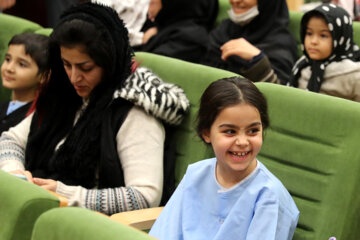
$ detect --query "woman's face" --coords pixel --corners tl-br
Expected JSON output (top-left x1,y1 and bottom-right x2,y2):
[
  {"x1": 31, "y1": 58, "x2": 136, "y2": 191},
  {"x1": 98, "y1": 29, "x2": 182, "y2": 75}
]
[
  {"x1": 60, "y1": 45, "x2": 103, "y2": 98},
  {"x1": 230, "y1": 0, "x2": 258, "y2": 14}
]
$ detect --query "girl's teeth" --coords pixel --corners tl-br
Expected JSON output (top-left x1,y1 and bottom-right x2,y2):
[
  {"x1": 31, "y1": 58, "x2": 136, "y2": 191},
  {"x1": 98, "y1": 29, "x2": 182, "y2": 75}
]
[{"x1": 234, "y1": 152, "x2": 248, "y2": 156}]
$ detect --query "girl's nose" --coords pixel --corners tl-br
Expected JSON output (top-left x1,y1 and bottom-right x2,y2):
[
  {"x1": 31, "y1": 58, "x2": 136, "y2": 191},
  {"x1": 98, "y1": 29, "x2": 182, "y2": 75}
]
[
  {"x1": 4, "y1": 61, "x2": 15, "y2": 73},
  {"x1": 235, "y1": 135, "x2": 248, "y2": 146},
  {"x1": 310, "y1": 36, "x2": 319, "y2": 44}
]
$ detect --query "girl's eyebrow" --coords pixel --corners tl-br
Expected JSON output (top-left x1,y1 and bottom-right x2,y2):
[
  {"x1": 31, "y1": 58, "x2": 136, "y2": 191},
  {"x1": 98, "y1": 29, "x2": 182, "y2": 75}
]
[
  {"x1": 5, "y1": 53, "x2": 31, "y2": 65},
  {"x1": 218, "y1": 122, "x2": 261, "y2": 129},
  {"x1": 306, "y1": 27, "x2": 330, "y2": 32}
]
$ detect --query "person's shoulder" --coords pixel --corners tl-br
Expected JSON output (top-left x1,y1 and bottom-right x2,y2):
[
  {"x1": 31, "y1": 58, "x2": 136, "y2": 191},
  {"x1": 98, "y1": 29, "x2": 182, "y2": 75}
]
[
  {"x1": 256, "y1": 161, "x2": 299, "y2": 215},
  {"x1": 185, "y1": 158, "x2": 216, "y2": 177},
  {"x1": 256, "y1": 161, "x2": 288, "y2": 191},
  {"x1": 125, "y1": 106, "x2": 163, "y2": 127},
  {"x1": 0, "y1": 101, "x2": 10, "y2": 108},
  {"x1": 325, "y1": 59, "x2": 360, "y2": 77}
]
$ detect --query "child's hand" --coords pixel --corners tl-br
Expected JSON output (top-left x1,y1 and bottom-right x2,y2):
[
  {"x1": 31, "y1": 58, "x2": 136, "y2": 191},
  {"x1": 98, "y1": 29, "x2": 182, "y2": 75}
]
[
  {"x1": 9, "y1": 170, "x2": 33, "y2": 183},
  {"x1": 33, "y1": 178, "x2": 58, "y2": 192},
  {"x1": 221, "y1": 38, "x2": 261, "y2": 61}
]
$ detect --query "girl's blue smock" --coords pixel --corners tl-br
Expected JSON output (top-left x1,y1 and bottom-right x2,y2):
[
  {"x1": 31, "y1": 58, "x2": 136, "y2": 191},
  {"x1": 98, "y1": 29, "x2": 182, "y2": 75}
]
[{"x1": 149, "y1": 158, "x2": 299, "y2": 240}]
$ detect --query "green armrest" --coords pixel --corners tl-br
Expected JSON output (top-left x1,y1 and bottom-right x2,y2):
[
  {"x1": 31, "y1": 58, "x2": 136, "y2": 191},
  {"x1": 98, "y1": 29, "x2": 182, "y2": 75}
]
[
  {"x1": 31, "y1": 207, "x2": 156, "y2": 240},
  {"x1": 0, "y1": 170, "x2": 60, "y2": 240}
]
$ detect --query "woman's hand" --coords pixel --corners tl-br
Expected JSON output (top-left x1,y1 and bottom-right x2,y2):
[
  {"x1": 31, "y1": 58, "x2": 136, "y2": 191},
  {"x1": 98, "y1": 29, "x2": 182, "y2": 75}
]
[
  {"x1": 9, "y1": 170, "x2": 34, "y2": 183},
  {"x1": 143, "y1": 27, "x2": 158, "y2": 44},
  {"x1": 33, "y1": 178, "x2": 58, "y2": 192},
  {"x1": 220, "y1": 38, "x2": 261, "y2": 61}
]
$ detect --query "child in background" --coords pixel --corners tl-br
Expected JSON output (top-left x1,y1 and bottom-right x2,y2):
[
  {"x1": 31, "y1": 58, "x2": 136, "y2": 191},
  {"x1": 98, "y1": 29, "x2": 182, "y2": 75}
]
[
  {"x1": 0, "y1": 33, "x2": 49, "y2": 133},
  {"x1": 149, "y1": 77, "x2": 299, "y2": 240},
  {"x1": 288, "y1": 3, "x2": 360, "y2": 101}
]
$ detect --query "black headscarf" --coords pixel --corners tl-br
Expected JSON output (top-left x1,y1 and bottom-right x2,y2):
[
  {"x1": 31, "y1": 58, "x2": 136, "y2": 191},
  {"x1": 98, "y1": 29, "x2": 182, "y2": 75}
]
[
  {"x1": 202, "y1": 0, "x2": 297, "y2": 84},
  {"x1": 289, "y1": 3, "x2": 360, "y2": 92},
  {"x1": 154, "y1": 0, "x2": 218, "y2": 31},
  {"x1": 25, "y1": 2, "x2": 134, "y2": 188},
  {"x1": 137, "y1": 0, "x2": 218, "y2": 63}
]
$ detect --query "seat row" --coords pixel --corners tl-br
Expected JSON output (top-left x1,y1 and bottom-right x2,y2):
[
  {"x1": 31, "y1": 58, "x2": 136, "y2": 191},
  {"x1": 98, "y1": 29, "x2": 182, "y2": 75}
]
[
  {"x1": 1, "y1": 6, "x2": 360, "y2": 240},
  {"x1": 1, "y1": 51, "x2": 360, "y2": 240}
]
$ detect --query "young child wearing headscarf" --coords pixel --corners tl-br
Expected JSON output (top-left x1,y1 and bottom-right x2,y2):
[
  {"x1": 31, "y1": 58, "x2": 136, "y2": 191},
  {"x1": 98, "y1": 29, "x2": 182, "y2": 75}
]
[{"x1": 289, "y1": 3, "x2": 360, "y2": 101}]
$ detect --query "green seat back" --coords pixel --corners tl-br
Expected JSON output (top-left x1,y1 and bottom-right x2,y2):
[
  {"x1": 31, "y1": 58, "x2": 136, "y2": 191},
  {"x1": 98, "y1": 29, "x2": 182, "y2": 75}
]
[
  {"x1": 135, "y1": 52, "x2": 237, "y2": 184},
  {"x1": 256, "y1": 83, "x2": 360, "y2": 240},
  {"x1": 0, "y1": 170, "x2": 60, "y2": 240},
  {"x1": 216, "y1": 0, "x2": 231, "y2": 26},
  {"x1": 31, "y1": 207, "x2": 154, "y2": 240}
]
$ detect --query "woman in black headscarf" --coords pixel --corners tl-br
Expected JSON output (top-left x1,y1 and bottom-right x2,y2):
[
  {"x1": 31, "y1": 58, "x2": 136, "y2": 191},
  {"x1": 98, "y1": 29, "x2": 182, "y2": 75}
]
[
  {"x1": 0, "y1": 2, "x2": 189, "y2": 215},
  {"x1": 202, "y1": 0, "x2": 298, "y2": 84},
  {"x1": 135, "y1": 0, "x2": 219, "y2": 63}
]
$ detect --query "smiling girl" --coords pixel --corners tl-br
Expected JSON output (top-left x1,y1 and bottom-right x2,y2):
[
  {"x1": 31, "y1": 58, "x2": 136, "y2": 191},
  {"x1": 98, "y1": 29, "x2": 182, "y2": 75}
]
[
  {"x1": 289, "y1": 3, "x2": 360, "y2": 101},
  {"x1": 149, "y1": 77, "x2": 299, "y2": 240}
]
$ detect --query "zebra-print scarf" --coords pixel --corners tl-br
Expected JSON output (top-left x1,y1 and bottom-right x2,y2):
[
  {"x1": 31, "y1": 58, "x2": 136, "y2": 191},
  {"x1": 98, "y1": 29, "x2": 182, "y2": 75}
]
[{"x1": 115, "y1": 67, "x2": 190, "y2": 125}]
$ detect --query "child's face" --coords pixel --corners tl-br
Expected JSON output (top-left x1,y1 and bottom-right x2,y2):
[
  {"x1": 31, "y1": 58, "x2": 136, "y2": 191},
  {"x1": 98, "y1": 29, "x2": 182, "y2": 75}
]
[
  {"x1": 304, "y1": 16, "x2": 333, "y2": 61},
  {"x1": 202, "y1": 103, "x2": 263, "y2": 186},
  {"x1": 1, "y1": 44, "x2": 42, "y2": 91},
  {"x1": 230, "y1": 0, "x2": 257, "y2": 14}
]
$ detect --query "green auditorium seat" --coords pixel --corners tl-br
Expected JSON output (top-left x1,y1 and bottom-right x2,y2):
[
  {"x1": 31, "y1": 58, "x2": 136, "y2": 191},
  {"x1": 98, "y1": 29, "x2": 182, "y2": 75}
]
[
  {"x1": 31, "y1": 207, "x2": 156, "y2": 240},
  {"x1": 0, "y1": 170, "x2": 64, "y2": 240}
]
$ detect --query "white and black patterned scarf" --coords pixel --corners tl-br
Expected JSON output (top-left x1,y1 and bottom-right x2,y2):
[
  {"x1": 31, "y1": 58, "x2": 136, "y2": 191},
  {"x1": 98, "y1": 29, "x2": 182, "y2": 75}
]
[
  {"x1": 115, "y1": 67, "x2": 190, "y2": 125},
  {"x1": 289, "y1": 3, "x2": 360, "y2": 92}
]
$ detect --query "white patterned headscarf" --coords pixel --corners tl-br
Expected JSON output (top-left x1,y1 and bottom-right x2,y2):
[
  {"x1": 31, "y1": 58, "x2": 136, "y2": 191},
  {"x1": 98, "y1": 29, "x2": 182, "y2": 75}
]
[{"x1": 289, "y1": 3, "x2": 360, "y2": 92}]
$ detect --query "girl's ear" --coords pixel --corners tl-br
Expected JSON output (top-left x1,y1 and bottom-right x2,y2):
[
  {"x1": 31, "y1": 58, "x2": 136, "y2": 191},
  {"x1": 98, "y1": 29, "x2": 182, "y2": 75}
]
[{"x1": 202, "y1": 129, "x2": 211, "y2": 143}]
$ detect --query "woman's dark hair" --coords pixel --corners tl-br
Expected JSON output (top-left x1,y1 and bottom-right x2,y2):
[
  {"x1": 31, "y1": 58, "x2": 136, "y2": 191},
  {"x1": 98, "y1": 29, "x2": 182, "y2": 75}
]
[
  {"x1": 196, "y1": 77, "x2": 269, "y2": 143},
  {"x1": 8, "y1": 33, "x2": 50, "y2": 75},
  {"x1": 35, "y1": 2, "x2": 134, "y2": 116},
  {"x1": 50, "y1": 19, "x2": 114, "y2": 86},
  {"x1": 25, "y1": 3, "x2": 134, "y2": 185}
]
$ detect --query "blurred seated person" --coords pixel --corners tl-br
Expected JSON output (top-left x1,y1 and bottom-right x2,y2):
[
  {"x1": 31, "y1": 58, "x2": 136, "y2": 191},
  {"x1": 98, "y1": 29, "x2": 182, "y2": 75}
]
[
  {"x1": 133, "y1": 0, "x2": 219, "y2": 63},
  {"x1": 91, "y1": 0, "x2": 150, "y2": 46},
  {"x1": 201, "y1": 0, "x2": 298, "y2": 84}
]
